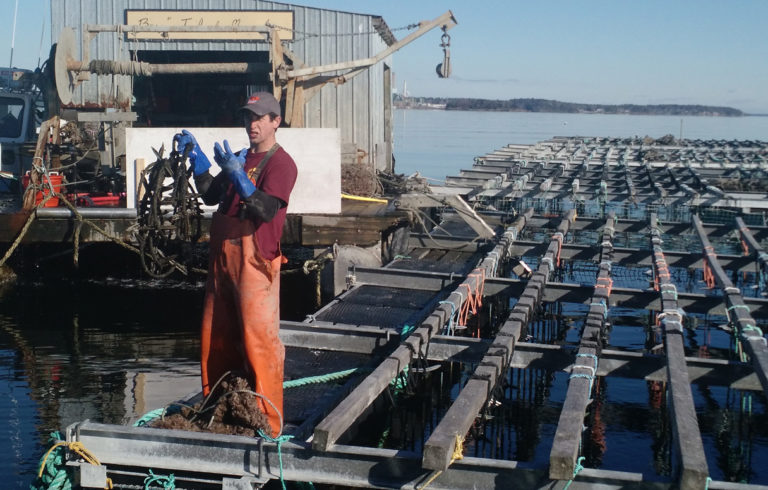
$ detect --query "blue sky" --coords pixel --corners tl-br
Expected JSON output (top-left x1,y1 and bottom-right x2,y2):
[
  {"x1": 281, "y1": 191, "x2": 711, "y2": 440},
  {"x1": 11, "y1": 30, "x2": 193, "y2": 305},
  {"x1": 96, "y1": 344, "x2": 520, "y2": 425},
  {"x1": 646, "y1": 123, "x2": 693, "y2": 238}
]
[{"x1": 3, "y1": 0, "x2": 767, "y2": 113}]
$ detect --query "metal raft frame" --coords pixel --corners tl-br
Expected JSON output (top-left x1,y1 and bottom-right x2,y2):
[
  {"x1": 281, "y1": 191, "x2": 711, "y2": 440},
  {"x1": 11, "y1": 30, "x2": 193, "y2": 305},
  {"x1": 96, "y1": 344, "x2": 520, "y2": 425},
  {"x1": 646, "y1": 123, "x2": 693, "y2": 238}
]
[{"x1": 66, "y1": 137, "x2": 768, "y2": 490}]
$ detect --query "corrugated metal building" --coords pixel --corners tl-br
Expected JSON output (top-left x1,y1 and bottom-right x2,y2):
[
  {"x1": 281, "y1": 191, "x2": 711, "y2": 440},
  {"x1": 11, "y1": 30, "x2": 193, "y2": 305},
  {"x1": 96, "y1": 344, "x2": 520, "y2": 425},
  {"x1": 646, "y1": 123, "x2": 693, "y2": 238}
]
[{"x1": 50, "y1": 0, "x2": 395, "y2": 170}]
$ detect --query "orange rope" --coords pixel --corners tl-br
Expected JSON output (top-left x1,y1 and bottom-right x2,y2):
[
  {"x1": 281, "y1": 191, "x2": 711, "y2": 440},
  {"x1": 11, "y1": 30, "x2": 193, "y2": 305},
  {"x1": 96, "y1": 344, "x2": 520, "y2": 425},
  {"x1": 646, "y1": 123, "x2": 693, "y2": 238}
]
[
  {"x1": 739, "y1": 227, "x2": 750, "y2": 256},
  {"x1": 458, "y1": 283, "x2": 475, "y2": 326},
  {"x1": 595, "y1": 276, "x2": 613, "y2": 296},
  {"x1": 552, "y1": 233, "x2": 564, "y2": 267},
  {"x1": 468, "y1": 268, "x2": 485, "y2": 308},
  {"x1": 702, "y1": 246, "x2": 716, "y2": 289},
  {"x1": 456, "y1": 270, "x2": 486, "y2": 327}
]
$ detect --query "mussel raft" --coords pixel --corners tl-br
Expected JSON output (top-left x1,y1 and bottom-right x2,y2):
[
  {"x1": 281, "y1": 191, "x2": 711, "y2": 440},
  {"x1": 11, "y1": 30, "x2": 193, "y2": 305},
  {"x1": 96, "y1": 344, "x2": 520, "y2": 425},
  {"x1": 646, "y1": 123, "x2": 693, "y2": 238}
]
[{"x1": 36, "y1": 136, "x2": 768, "y2": 490}]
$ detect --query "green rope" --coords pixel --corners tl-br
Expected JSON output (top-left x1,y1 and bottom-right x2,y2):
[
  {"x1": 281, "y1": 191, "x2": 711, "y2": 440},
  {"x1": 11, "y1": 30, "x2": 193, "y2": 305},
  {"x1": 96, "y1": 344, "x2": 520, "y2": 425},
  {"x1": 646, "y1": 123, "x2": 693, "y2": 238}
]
[
  {"x1": 377, "y1": 425, "x2": 391, "y2": 448},
  {"x1": 727, "y1": 304, "x2": 751, "y2": 314},
  {"x1": 705, "y1": 476, "x2": 712, "y2": 490},
  {"x1": 562, "y1": 456, "x2": 586, "y2": 490},
  {"x1": 134, "y1": 408, "x2": 166, "y2": 426},
  {"x1": 391, "y1": 364, "x2": 410, "y2": 392},
  {"x1": 258, "y1": 430, "x2": 294, "y2": 490},
  {"x1": 144, "y1": 469, "x2": 175, "y2": 489},
  {"x1": 660, "y1": 287, "x2": 678, "y2": 300},
  {"x1": 741, "y1": 323, "x2": 765, "y2": 338},
  {"x1": 400, "y1": 323, "x2": 416, "y2": 339},
  {"x1": 283, "y1": 367, "x2": 369, "y2": 389},
  {"x1": 30, "y1": 432, "x2": 72, "y2": 490}
]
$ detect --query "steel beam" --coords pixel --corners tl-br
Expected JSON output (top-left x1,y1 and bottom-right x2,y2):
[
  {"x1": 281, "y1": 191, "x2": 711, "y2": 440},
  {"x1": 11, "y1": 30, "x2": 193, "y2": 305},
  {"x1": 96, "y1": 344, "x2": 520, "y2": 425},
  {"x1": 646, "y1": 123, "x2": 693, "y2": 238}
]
[
  {"x1": 423, "y1": 209, "x2": 576, "y2": 472},
  {"x1": 506, "y1": 240, "x2": 756, "y2": 272},
  {"x1": 67, "y1": 421, "x2": 680, "y2": 490},
  {"x1": 312, "y1": 212, "x2": 532, "y2": 451},
  {"x1": 481, "y1": 277, "x2": 768, "y2": 316},
  {"x1": 521, "y1": 215, "x2": 768, "y2": 240},
  {"x1": 277, "y1": 324, "x2": 762, "y2": 391}
]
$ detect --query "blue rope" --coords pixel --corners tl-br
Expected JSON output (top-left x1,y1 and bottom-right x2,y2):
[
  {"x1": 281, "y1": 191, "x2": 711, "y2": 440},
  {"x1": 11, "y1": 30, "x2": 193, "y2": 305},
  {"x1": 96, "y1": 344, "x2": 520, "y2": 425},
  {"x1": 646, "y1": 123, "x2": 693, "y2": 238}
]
[
  {"x1": 569, "y1": 373, "x2": 595, "y2": 392},
  {"x1": 438, "y1": 300, "x2": 456, "y2": 335},
  {"x1": 589, "y1": 301, "x2": 607, "y2": 319},
  {"x1": 576, "y1": 353, "x2": 599, "y2": 373},
  {"x1": 258, "y1": 430, "x2": 295, "y2": 490},
  {"x1": 571, "y1": 354, "x2": 599, "y2": 392}
]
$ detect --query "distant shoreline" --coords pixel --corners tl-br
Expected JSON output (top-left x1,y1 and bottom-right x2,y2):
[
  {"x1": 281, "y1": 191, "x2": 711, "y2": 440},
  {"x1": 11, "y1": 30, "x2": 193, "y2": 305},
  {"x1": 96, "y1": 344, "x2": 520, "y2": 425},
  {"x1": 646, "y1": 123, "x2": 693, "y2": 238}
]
[
  {"x1": 395, "y1": 106, "x2": 768, "y2": 117},
  {"x1": 394, "y1": 97, "x2": 746, "y2": 117}
]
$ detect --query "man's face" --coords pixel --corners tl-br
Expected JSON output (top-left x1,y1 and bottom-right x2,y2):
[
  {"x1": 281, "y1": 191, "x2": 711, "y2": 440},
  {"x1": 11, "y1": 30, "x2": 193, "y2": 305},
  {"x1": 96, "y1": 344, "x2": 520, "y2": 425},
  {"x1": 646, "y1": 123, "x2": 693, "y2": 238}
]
[{"x1": 244, "y1": 112, "x2": 281, "y2": 147}]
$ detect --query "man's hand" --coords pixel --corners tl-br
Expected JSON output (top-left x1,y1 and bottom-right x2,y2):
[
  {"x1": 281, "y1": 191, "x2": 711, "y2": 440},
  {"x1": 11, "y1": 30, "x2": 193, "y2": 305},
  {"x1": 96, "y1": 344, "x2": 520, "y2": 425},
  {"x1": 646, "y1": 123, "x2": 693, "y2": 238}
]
[
  {"x1": 214, "y1": 140, "x2": 254, "y2": 198},
  {"x1": 173, "y1": 129, "x2": 211, "y2": 176},
  {"x1": 213, "y1": 140, "x2": 248, "y2": 175}
]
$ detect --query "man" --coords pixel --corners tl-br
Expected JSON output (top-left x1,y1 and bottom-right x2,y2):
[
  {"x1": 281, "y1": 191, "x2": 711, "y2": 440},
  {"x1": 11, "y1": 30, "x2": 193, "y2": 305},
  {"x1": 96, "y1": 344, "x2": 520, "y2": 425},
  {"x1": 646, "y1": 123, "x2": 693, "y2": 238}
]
[{"x1": 175, "y1": 92, "x2": 297, "y2": 437}]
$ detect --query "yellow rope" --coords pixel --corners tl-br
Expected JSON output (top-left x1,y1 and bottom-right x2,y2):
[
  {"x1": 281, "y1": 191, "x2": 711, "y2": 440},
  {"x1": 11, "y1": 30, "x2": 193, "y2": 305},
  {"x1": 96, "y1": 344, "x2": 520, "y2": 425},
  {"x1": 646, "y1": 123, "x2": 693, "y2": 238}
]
[
  {"x1": 37, "y1": 441, "x2": 113, "y2": 489},
  {"x1": 451, "y1": 434, "x2": 465, "y2": 461},
  {"x1": 341, "y1": 192, "x2": 388, "y2": 204},
  {"x1": 418, "y1": 434, "x2": 464, "y2": 489}
]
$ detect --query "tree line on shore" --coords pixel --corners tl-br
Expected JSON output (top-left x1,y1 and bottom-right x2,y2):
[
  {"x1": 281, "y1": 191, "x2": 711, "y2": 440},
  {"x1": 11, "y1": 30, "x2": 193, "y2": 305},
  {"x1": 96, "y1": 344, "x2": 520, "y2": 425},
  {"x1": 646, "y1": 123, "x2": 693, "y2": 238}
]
[{"x1": 398, "y1": 96, "x2": 743, "y2": 116}]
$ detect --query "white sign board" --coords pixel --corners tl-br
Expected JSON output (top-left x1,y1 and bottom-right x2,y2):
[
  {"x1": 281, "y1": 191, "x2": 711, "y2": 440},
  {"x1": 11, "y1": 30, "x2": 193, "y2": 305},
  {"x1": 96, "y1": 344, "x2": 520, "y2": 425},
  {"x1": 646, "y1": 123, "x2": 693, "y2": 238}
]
[{"x1": 125, "y1": 127, "x2": 341, "y2": 214}]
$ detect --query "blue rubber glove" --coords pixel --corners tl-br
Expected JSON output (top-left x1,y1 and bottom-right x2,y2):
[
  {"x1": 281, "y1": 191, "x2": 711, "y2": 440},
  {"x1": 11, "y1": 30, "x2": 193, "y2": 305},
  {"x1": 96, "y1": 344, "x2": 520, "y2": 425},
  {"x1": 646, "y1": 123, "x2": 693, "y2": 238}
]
[
  {"x1": 173, "y1": 129, "x2": 211, "y2": 176},
  {"x1": 214, "y1": 140, "x2": 253, "y2": 198}
]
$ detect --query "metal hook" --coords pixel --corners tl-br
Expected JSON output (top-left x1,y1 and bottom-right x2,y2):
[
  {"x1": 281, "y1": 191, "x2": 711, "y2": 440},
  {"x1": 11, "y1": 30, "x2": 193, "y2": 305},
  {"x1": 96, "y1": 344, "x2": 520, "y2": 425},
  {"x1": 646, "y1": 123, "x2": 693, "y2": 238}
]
[{"x1": 436, "y1": 26, "x2": 451, "y2": 78}]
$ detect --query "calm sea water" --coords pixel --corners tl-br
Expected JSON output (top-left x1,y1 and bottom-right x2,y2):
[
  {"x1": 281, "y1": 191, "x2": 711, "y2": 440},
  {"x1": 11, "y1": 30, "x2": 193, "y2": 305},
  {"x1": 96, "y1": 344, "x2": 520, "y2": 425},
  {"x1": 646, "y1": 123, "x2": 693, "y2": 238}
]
[
  {"x1": 2, "y1": 110, "x2": 768, "y2": 487},
  {"x1": 393, "y1": 109, "x2": 768, "y2": 180}
]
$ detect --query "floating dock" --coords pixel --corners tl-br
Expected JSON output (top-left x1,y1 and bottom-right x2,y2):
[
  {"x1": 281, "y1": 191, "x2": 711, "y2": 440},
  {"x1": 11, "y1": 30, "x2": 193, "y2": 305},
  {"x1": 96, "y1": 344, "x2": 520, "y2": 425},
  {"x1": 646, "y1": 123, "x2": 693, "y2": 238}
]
[{"x1": 59, "y1": 137, "x2": 768, "y2": 489}]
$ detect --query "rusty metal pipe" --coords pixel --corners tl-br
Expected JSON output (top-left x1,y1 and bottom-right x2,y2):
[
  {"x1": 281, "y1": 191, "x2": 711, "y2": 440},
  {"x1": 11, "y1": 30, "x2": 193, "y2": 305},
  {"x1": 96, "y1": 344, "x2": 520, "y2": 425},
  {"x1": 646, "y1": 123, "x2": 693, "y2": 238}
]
[{"x1": 67, "y1": 59, "x2": 271, "y2": 76}]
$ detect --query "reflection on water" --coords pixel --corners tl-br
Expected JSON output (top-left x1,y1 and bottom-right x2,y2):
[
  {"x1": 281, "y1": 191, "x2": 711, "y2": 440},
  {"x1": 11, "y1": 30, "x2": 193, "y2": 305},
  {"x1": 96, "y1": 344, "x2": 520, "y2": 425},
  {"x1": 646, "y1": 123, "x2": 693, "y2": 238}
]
[{"x1": 0, "y1": 279, "x2": 203, "y2": 487}]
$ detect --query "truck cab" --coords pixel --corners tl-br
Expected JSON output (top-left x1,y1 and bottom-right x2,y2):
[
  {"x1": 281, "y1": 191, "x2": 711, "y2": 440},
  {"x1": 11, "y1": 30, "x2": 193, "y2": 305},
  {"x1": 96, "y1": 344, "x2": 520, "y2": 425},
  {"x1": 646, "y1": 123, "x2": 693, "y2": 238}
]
[{"x1": 0, "y1": 91, "x2": 36, "y2": 178}]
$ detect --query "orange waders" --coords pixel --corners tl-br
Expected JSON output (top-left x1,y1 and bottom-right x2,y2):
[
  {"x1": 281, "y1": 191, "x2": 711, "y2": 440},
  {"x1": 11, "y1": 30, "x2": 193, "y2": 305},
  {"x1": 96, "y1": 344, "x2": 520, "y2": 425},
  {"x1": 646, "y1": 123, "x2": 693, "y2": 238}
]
[{"x1": 200, "y1": 212, "x2": 284, "y2": 436}]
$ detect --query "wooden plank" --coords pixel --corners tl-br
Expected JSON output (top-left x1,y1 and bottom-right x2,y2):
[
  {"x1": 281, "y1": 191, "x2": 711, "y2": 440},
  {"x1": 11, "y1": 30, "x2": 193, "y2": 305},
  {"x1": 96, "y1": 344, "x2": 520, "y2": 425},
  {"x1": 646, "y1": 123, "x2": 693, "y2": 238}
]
[
  {"x1": 550, "y1": 214, "x2": 614, "y2": 480},
  {"x1": 549, "y1": 348, "x2": 598, "y2": 480},
  {"x1": 692, "y1": 215, "x2": 768, "y2": 394},
  {"x1": 665, "y1": 322, "x2": 709, "y2": 489},
  {"x1": 301, "y1": 215, "x2": 401, "y2": 246},
  {"x1": 650, "y1": 214, "x2": 708, "y2": 489},
  {"x1": 135, "y1": 158, "x2": 146, "y2": 203}
]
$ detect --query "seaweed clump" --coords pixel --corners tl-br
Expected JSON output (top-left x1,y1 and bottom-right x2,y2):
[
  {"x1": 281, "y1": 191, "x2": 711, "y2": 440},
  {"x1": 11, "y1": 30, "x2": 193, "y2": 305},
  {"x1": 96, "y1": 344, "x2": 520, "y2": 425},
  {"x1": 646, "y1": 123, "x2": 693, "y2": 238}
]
[{"x1": 150, "y1": 373, "x2": 271, "y2": 437}]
